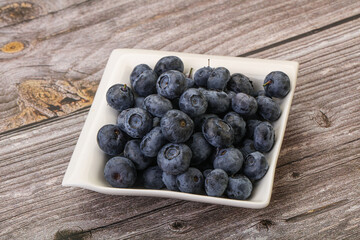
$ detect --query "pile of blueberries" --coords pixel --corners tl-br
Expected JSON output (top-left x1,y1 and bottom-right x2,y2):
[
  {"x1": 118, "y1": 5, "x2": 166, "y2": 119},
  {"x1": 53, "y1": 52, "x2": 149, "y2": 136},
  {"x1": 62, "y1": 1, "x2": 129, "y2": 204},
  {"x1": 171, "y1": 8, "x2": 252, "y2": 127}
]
[{"x1": 97, "y1": 56, "x2": 290, "y2": 200}]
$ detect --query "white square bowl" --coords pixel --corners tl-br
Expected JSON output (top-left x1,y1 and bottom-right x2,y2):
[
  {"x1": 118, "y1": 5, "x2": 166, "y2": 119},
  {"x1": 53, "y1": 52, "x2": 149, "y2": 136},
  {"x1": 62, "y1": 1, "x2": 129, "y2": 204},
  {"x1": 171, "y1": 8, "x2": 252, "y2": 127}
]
[{"x1": 62, "y1": 49, "x2": 298, "y2": 208}]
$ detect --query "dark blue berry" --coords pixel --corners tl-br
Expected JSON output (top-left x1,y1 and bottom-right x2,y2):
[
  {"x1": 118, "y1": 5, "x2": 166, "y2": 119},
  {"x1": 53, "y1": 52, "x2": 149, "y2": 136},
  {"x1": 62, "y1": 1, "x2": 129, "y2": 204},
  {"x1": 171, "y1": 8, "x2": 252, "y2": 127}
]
[
  {"x1": 223, "y1": 112, "x2": 246, "y2": 146},
  {"x1": 226, "y1": 174, "x2": 252, "y2": 200},
  {"x1": 104, "y1": 157, "x2": 137, "y2": 188},
  {"x1": 157, "y1": 143, "x2": 192, "y2": 175},
  {"x1": 143, "y1": 94, "x2": 173, "y2": 117},
  {"x1": 140, "y1": 126, "x2": 168, "y2": 158},
  {"x1": 97, "y1": 124, "x2": 127, "y2": 155},
  {"x1": 186, "y1": 132, "x2": 213, "y2": 165},
  {"x1": 202, "y1": 117, "x2": 234, "y2": 148},
  {"x1": 253, "y1": 122, "x2": 275, "y2": 153},
  {"x1": 203, "y1": 90, "x2": 230, "y2": 114},
  {"x1": 179, "y1": 88, "x2": 208, "y2": 117},
  {"x1": 120, "y1": 108, "x2": 153, "y2": 138},
  {"x1": 227, "y1": 73, "x2": 254, "y2": 96},
  {"x1": 130, "y1": 64, "x2": 151, "y2": 86},
  {"x1": 239, "y1": 139, "x2": 256, "y2": 157},
  {"x1": 263, "y1": 71, "x2": 290, "y2": 98},
  {"x1": 205, "y1": 169, "x2": 229, "y2": 197},
  {"x1": 207, "y1": 67, "x2": 230, "y2": 91},
  {"x1": 203, "y1": 169, "x2": 213, "y2": 178},
  {"x1": 143, "y1": 166, "x2": 165, "y2": 189},
  {"x1": 194, "y1": 66, "x2": 213, "y2": 87},
  {"x1": 161, "y1": 110, "x2": 194, "y2": 143},
  {"x1": 243, "y1": 151, "x2": 269, "y2": 181},
  {"x1": 154, "y1": 56, "x2": 184, "y2": 76},
  {"x1": 106, "y1": 84, "x2": 134, "y2": 111},
  {"x1": 185, "y1": 77, "x2": 195, "y2": 89},
  {"x1": 213, "y1": 148, "x2": 243, "y2": 175},
  {"x1": 132, "y1": 70, "x2": 157, "y2": 97},
  {"x1": 162, "y1": 172, "x2": 179, "y2": 191},
  {"x1": 134, "y1": 97, "x2": 145, "y2": 109},
  {"x1": 232, "y1": 93, "x2": 257, "y2": 117},
  {"x1": 176, "y1": 167, "x2": 204, "y2": 194},
  {"x1": 156, "y1": 70, "x2": 187, "y2": 100},
  {"x1": 256, "y1": 96, "x2": 281, "y2": 122},
  {"x1": 193, "y1": 113, "x2": 218, "y2": 132},
  {"x1": 246, "y1": 119, "x2": 261, "y2": 139},
  {"x1": 124, "y1": 140, "x2": 154, "y2": 170}
]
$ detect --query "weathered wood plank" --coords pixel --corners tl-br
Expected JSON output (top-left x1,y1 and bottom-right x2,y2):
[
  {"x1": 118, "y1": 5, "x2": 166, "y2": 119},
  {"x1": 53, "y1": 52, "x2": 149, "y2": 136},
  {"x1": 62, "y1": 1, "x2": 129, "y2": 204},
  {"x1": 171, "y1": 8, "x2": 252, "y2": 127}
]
[
  {"x1": 1, "y1": 0, "x2": 360, "y2": 132},
  {"x1": 1, "y1": 12, "x2": 360, "y2": 239}
]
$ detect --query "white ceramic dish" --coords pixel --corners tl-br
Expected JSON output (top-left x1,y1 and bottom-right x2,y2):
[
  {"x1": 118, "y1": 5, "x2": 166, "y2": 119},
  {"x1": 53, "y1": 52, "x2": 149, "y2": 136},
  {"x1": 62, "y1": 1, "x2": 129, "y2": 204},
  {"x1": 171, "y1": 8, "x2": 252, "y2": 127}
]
[{"x1": 62, "y1": 49, "x2": 298, "y2": 208}]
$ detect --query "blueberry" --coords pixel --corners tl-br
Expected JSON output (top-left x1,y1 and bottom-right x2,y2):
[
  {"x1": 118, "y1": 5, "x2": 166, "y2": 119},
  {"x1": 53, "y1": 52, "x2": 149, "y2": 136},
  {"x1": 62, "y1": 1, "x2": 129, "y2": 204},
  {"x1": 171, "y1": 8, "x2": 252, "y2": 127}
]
[
  {"x1": 143, "y1": 166, "x2": 165, "y2": 189},
  {"x1": 226, "y1": 174, "x2": 252, "y2": 200},
  {"x1": 193, "y1": 113, "x2": 218, "y2": 132},
  {"x1": 135, "y1": 96, "x2": 145, "y2": 109},
  {"x1": 97, "y1": 124, "x2": 127, "y2": 155},
  {"x1": 207, "y1": 67, "x2": 230, "y2": 91},
  {"x1": 253, "y1": 122, "x2": 275, "y2": 153},
  {"x1": 256, "y1": 96, "x2": 281, "y2": 122},
  {"x1": 179, "y1": 88, "x2": 208, "y2": 117},
  {"x1": 176, "y1": 167, "x2": 204, "y2": 194},
  {"x1": 202, "y1": 117, "x2": 234, "y2": 148},
  {"x1": 162, "y1": 172, "x2": 179, "y2": 191},
  {"x1": 130, "y1": 64, "x2": 152, "y2": 86},
  {"x1": 157, "y1": 70, "x2": 187, "y2": 99},
  {"x1": 256, "y1": 90, "x2": 268, "y2": 97},
  {"x1": 143, "y1": 94, "x2": 173, "y2": 117},
  {"x1": 203, "y1": 169, "x2": 213, "y2": 178},
  {"x1": 161, "y1": 110, "x2": 194, "y2": 143},
  {"x1": 124, "y1": 140, "x2": 154, "y2": 170},
  {"x1": 120, "y1": 108, "x2": 153, "y2": 138},
  {"x1": 157, "y1": 143, "x2": 192, "y2": 175},
  {"x1": 205, "y1": 169, "x2": 229, "y2": 197},
  {"x1": 153, "y1": 117, "x2": 161, "y2": 127},
  {"x1": 213, "y1": 148, "x2": 243, "y2": 175},
  {"x1": 132, "y1": 70, "x2": 158, "y2": 97},
  {"x1": 223, "y1": 112, "x2": 246, "y2": 146},
  {"x1": 140, "y1": 126, "x2": 168, "y2": 157},
  {"x1": 116, "y1": 109, "x2": 130, "y2": 130},
  {"x1": 194, "y1": 66, "x2": 213, "y2": 87},
  {"x1": 154, "y1": 56, "x2": 184, "y2": 76},
  {"x1": 232, "y1": 93, "x2": 257, "y2": 117},
  {"x1": 243, "y1": 151, "x2": 269, "y2": 181},
  {"x1": 226, "y1": 90, "x2": 236, "y2": 100},
  {"x1": 245, "y1": 119, "x2": 261, "y2": 139},
  {"x1": 185, "y1": 77, "x2": 195, "y2": 89},
  {"x1": 106, "y1": 84, "x2": 134, "y2": 111},
  {"x1": 239, "y1": 139, "x2": 256, "y2": 157},
  {"x1": 186, "y1": 132, "x2": 213, "y2": 165},
  {"x1": 227, "y1": 73, "x2": 254, "y2": 96},
  {"x1": 104, "y1": 157, "x2": 137, "y2": 188},
  {"x1": 263, "y1": 71, "x2": 291, "y2": 98},
  {"x1": 203, "y1": 90, "x2": 230, "y2": 114}
]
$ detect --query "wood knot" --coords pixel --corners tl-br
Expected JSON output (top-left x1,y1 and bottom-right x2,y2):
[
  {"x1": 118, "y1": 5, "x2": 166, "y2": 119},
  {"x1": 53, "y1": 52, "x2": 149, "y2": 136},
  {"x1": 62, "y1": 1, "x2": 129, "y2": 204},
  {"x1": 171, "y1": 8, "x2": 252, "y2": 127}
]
[
  {"x1": 314, "y1": 110, "x2": 332, "y2": 128},
  {"x1": 54, "y1": 227, "x2": 90, "y2": 240},
  {"x1": 0, "y1": 2, "x2": 40, "y2": 24},
  {"x1": 1, "y1": 41, "x2": 24, "y2": 53},
  {"x1": 291, "y1": 172, "x2": 300, "y2": 178},
  {"x1": 169, "y1": 220, "x2": 189, "y2": 233},
  {"x1": 257, "y1": 219, "x2": 274, "y2": 231}
]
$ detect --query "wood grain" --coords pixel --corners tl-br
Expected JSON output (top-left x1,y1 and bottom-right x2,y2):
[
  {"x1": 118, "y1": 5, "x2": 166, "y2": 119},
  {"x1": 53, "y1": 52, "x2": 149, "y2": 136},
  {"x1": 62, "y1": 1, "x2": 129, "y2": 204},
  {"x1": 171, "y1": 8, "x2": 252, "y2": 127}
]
[
  {"x1": 1, "y1": 0, "x2": 360, "y2": 132},
  {"x1": 1, "y1": 0, "x2": 360, "y2": 239}
]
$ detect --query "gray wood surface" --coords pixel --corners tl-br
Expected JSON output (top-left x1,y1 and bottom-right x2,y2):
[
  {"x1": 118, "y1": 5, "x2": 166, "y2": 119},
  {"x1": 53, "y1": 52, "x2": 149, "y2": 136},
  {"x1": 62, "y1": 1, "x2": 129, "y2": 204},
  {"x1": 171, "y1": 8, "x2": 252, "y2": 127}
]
[{"x1": 0, "y1": 0, "x2": 359, "y2": 239}]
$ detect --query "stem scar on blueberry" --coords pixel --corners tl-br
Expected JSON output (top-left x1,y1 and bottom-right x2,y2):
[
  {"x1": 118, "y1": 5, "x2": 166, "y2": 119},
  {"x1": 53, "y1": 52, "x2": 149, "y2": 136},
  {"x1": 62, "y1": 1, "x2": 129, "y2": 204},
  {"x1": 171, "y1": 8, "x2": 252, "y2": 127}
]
[
  {"x1": 221, "y1": 150, "x2": 226, "y2": 155},
  {"x1": 263, "y1": 80, "x2": 272, "y2": 87},
  {"x1": 112, "y1": 172, "x2": 121, "y2": 181},
  {"x1": 180, "y1": 120, "x2": 186, "y2": 127},
  {"x1": 194, "y1": 176, "x2": 199, "y2": 182},
  {"x1": 114, "y1": 129, "x2": 120, "y2": 136},
  {"x1": 121, "y1": 84, "x2": 128, "y2": 91}
]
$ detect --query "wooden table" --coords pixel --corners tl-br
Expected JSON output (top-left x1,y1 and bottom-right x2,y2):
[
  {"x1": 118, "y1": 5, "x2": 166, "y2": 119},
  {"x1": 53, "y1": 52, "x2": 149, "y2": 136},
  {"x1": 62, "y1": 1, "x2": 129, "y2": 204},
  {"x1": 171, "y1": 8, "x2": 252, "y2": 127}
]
[{"x1": 1, "y1": 0, "x2": 359, "y2": 239}]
